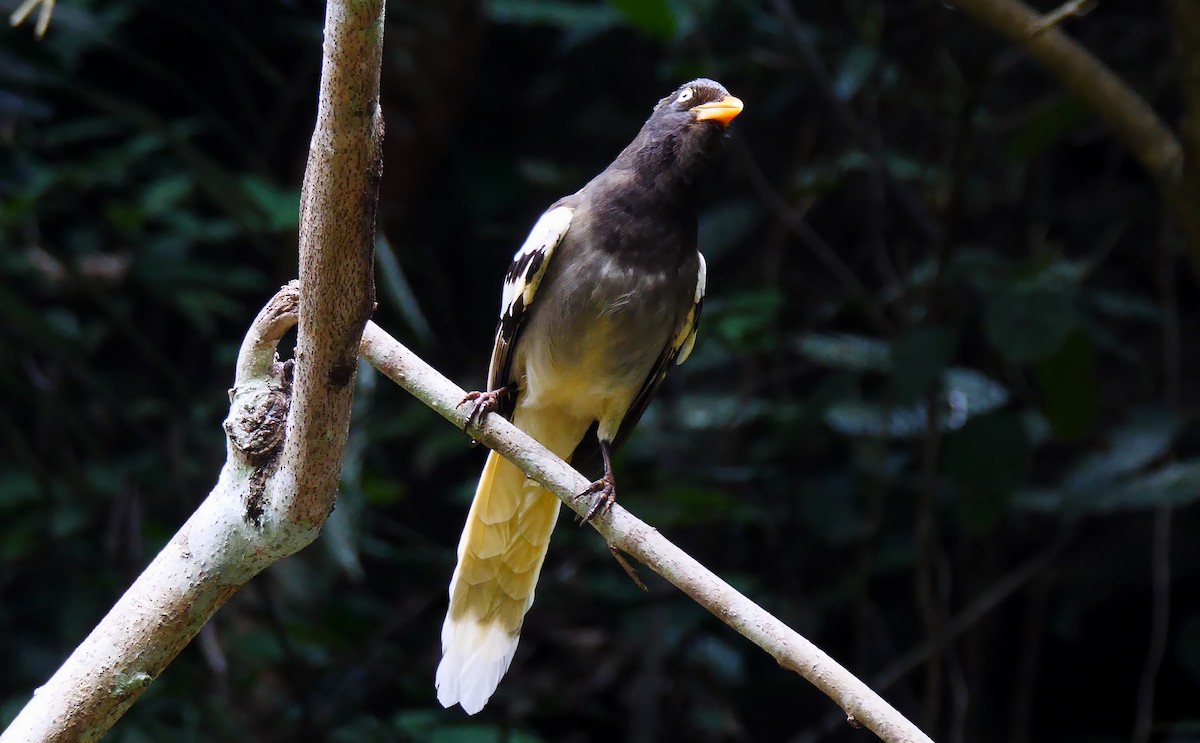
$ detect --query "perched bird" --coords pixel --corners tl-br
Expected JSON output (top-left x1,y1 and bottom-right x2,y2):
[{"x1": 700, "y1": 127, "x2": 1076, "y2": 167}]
[{"x1": 436, "y1": 78, "x2": 743, "y2": 714}]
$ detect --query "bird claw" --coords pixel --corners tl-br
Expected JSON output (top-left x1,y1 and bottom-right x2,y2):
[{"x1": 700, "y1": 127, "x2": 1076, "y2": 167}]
[
  {"x1": 575, "y1": 473, "x2": 616, "y2": 525},
  {"x1": 457, "y1": 386, "x2": 510, "y2": 435}
]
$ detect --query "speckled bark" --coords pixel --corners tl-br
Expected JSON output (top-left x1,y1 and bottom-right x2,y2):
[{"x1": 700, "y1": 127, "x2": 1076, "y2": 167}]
[{"x1": 277, "y1": 0, "x2": 383, "y2": 532}]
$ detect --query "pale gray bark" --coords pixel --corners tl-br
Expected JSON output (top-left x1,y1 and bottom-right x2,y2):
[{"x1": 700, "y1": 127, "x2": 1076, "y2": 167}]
[{"x1": 0, "y1": 0, "x2": 384, "y2": 738}]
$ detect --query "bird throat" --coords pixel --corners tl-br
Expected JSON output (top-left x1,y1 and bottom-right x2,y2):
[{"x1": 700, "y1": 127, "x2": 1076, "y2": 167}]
[{"x1": 587, "y1": 180, "x2": 697, "y2": 273}]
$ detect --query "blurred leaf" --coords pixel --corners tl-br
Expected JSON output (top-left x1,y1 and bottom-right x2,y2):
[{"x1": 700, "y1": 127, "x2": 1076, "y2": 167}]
[
  {"x1": 698, "y1": 199, "x2": 760, "y2": 261},
  {"x1": 609, "y1": 0, "x2": 677, "y2": 40},
  {"x1": 799, "y1": 473, "x2": 862, "y2": 542},
  {"x1": 327, "y1": 716, "x2": 396, "y2": 743},
  {"x1": 0, "y1": 472, "x2": 40, "y2": 509},
  {"x1": 637, "y1": 485, "x2": 755, "y2": 527},
  {"x1": 139, "y1": 173, "x2": 194, "y2": 217},
  {"x1": 1089, "y1": 290, "x2": 1162, "y2": 323},
  {"x1": 984, "y1": 261, "x2": 1081, "y2": 364},
  {"x1": 824, "y1": 367, "x2": 1008, "y2": 439},
  {"x1": 489, "y1": 0, "x2": 620, "y2": 31},
  {"x1": 1018, "y1": 434, "x2": 1195, "y2": 516},
  {"x1": 1035, "y1": 331, "x2": 1099, "y2": 441},
  {"x1": 1092, "y1": 461, "x2": 1200, "y2": 511},
  {"x1": 1178, "y1": 611, "x2": 1200, "y2": 688},
  {"x1": 943, "y1": 368, "x2": 1011, "y2": 422},
  {"x1": 710, "y1": 290, "x2": 784, "y2": 351},
  {"x1": 946, "y1": 248, "x2": 1013, "y2": 293},
  {"x1": 377, "y1": 234, "x2": 434, "y2": 344},
  {"x1": 795, "y1": 333, "x2": 890, "y2": 372},
  {"x1": 1064, "y1": 409, "x2": 1178, "y2": 492},
  {"x1": 687, "y1": 635, "x2": 746, "y2": 683},
  {"x1": 833, "y1": 45, "x2": 878, "y2": 100},
  {"x1": 1005, "y1": 97, "x2": 1091, "y2": 160},
  {"x1": 677, "y1": 392, "x2": 767, "y2": 430},
  {"x1": 890, "y1": 324, "x2": 955, "y2": 403},
  {"x1": 390, "y1": 714, "x2": 544, "y2": 743},
  {"x1": 824, "y1": 399, "x2": 926, "y2": 438},
  {"x1": 40, "y1": 115, "x2": 126, "y2": 147},
  {"x1": 239, "y1": 175, "x2": 300, "y2": 232},
  {"x1": 943, "y1": 411, "x2": 1030, "y2": 531}
]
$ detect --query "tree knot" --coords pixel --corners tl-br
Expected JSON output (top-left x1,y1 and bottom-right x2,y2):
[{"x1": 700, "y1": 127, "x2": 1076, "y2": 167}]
[{"x1": 224, "y1": 369, "x2": 292, "y2": 467}]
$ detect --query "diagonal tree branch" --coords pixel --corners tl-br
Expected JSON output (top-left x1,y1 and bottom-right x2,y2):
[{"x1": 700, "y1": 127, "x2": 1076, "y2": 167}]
[
  {"x1": 8, "y1": 0, "x2": 56, "y2": 38},
  {"x1": 359, "y1": 321, "x2": 934, "y2": 743},
  {"x1": 1171, "y1": 0, "x2": 1200, "y2": 194},
  {"x1": 0, "y1": 1, "x2": 384, "y2": 739},
  {"x1": 951, "y1": 0, "x2": 1200, "y2": 278}
]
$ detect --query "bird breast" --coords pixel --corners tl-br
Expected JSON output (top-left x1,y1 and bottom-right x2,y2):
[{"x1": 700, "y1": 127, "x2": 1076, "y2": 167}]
[{"x1": 513, "y1": 243, "x2": 693, "y2": 421}]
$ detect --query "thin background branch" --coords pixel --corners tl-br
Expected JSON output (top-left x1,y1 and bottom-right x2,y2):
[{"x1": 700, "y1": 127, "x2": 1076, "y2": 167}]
[{"x1": 949, "y1": 0, "x2": 1200, "y2": 278}]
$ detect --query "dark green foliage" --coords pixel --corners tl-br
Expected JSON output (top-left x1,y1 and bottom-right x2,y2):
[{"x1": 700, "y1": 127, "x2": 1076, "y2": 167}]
[{"x1": 3, "y1": 0, "x2": 1200, "y2": 741}]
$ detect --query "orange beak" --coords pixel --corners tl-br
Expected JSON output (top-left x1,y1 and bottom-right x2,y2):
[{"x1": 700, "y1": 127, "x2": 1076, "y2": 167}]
[{"x1": 692, "y1": 95, "x2": 744, "y2": 127}]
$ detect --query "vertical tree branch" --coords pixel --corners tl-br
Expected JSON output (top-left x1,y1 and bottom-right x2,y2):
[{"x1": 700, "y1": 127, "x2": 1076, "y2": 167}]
[
  {"x1": 276, "y1": 0, "x2": 383, "y2": 530},
  {"x1": 951, "y1": 0, "x2": 1200, "y2": 278},
  {"x1": 0, "y1": 2, "x2": 384, "y2": 739}
]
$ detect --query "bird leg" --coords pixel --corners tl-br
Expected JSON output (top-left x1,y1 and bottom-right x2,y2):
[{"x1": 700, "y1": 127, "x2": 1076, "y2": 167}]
[
  {"x1": 457, "y1": 382, "x2": 517, "y2": 434},
  {"x1": 577, "y1": 439, "x2": 617, "y2": 524}
]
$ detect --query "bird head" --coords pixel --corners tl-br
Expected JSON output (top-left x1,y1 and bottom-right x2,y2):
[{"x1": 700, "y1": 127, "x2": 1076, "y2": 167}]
[
  {"x1": 651, "y1": 78, "x2": 744, "y2": 128},
  {"x1": 616, "y1": 79, "x2": 743, "y2": 199}
]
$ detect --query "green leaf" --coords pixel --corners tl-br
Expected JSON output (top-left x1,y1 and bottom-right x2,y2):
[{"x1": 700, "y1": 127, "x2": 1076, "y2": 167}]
[
  {"x1": 489, "y1": 0, "x2": 620, "y2": 32},
  {"x1": 608, "y1": 0, "x2": 677, "y2": 40},
  {"x1": 795, "y1": 333, "x2": 891, "y2": 372},
  {"x1": 1093, "y1": 461, "x2": 1200, "y2": 511},
  {"x1": 1089, "y1": 290, "x2": 1162, "y2": 323},
  {"x1": 1035, "y1": 331, "x2": 1099, "y2": 441},
  {"x1": 943, "y1": 411, "x2": 1031, "y2": 532},
  {"x1": 984, "y1": 262, "x2": 1081, "y2": 364},
  {"x1": 676, "y1": 393, "x2": 767, "y2": 430},
  {"x1": 698, "y1": 199, "x2": 760, "y2": 261},
  {"x1": 1015, "y1": 412, "x2": 1188, "y2": 514},
  {"x1": 943, "y1": 368, "x2": 1011, "y2": 423},
  {"x1": 823, "y1": 367, "x2": 1008, "y2": 439},
  {"x1": 1005, "y1": 97, "x2": 1091, "y2": 160},
  {"x1": 833, "y1": 45, "x2": 878, "y2": 100},
  {"x1": 239, "y1": 175, "x2": 300, "y2": 232},
  {"x1": 710, "y1": 290, "x2": 784, "y2": 352},
  {"x1": 0, "y1": 471, "x2": 40, "y2": 509},
  {"x1": 946, "y1": 248, "x2": 1013, "y2": 293},
  {"x1": 890, "y1": 325, "x2": 956, "y2": 404},
  {"x1": 824, "y1": 400, "x2": 927, "y2": 439},
  {"x1": 1064, "y1": 409, "x2": 1178, "y2": 491}
]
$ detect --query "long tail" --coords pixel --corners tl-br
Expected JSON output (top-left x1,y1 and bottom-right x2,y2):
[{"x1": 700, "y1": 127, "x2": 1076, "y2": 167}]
[{"x1": 435, "y1": 446, "x2": 561, "y2": 714}]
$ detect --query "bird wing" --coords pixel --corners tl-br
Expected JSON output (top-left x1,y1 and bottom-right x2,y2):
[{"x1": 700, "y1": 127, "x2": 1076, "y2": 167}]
[
  {"x1": 486, "y1": 203, "x2": 575, "y2": 418},
  {"x1": 572, "y1": 252, "x2": 707, "y2": 468}
]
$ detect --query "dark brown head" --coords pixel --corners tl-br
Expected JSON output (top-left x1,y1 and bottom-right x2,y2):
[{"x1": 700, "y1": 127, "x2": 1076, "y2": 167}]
[{"x1": 613, "y1": 78, "x2": 744, "y2": 203}]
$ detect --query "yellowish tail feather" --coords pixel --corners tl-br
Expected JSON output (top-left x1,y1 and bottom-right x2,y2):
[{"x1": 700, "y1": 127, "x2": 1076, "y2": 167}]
[{"x1": 436, "y1": 448, "x2": 561, "y2": 714}]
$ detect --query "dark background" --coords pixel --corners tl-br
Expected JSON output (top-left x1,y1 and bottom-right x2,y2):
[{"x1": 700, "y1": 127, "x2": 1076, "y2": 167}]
[{"x1": 3, "y1": 0, "x2": 1199, "y2": 741}]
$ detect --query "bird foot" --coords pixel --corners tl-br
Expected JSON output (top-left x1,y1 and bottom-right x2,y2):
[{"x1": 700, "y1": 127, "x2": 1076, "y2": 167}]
[
  {"x1": 576, "y1": 473, "x2": 616, "y2": 525},
  {"x1": 456, "y1": 384, "x2": 513, "y2": 434}
]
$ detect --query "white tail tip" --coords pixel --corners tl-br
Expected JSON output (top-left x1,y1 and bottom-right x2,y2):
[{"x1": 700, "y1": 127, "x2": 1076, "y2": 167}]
[{"x1": 435, "y1": 617, "x2": 520, "y2": 714}]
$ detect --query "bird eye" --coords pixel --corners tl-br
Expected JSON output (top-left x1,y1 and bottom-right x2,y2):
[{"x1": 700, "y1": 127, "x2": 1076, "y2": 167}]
[{"x1": 676, "y1": 88, "x2": 694, "y2": 105}]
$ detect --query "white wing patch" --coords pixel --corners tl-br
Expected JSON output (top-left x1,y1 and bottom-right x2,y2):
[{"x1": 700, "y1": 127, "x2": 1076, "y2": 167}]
[
  {"x1": 488, "y1": 206, "x2": 574, "y2": 389},
  {"x1": 674, "y1": 252, "x2": 706, "y2": 365},
  {"x1": 499, "y1": 206, "x2": 574, "y2": 320}
]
